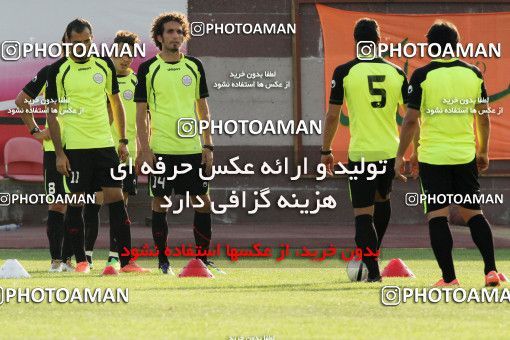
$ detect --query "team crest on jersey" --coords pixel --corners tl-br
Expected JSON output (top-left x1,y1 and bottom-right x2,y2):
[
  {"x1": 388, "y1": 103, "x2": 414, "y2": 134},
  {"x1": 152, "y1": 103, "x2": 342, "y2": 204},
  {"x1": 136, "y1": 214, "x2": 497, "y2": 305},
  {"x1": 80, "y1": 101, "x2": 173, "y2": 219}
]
[
  {"x1": 93, "y1": 73, "x2": 104, "y2": 84},
  {"x1": 123, "y1": 90, "x2": 134, "y2": 100},
  {"x1": 182, "y1": 75, "x2": 192, "y2": 86},
  {"x1": 331, "y1": 79, "x2": 336, "y2": 88},
  {"x1": 408, "y1": 85, "x2": 413, "y2": 94}
]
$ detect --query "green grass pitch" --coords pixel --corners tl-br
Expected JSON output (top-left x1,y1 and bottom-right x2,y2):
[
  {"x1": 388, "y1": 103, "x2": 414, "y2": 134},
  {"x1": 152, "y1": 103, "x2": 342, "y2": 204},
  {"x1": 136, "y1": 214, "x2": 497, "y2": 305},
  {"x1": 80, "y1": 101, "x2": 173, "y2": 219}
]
[{"x1": 0, "y1": 248, "x2": 509, "y2": 339}]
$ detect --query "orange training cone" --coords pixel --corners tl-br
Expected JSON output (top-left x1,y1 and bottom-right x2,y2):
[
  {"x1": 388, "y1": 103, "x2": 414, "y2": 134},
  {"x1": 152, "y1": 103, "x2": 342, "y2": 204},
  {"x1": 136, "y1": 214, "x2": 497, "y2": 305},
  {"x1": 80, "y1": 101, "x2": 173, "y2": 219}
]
[
  {"x1": 178, "y1": 259, "x2": 214, "y2": 278},
  {"x1": 102, "y1": 265, "x2": 119, "y2": 276},
  {"x1": 381, "y1": 258, "x2": 415, "y2": 278}
]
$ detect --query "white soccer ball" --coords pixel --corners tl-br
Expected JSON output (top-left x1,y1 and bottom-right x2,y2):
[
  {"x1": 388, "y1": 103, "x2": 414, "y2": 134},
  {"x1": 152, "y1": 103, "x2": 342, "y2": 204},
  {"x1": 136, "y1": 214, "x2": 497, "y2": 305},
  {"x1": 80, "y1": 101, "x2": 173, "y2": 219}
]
[{"x1": 346, "y1": 260, "x2": 368, "y2": 282}]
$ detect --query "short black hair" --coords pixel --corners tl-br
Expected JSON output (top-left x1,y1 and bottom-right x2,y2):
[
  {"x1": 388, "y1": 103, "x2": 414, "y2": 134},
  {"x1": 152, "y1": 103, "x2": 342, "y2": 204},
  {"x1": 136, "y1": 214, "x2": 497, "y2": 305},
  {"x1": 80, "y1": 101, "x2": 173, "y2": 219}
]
[
  {"x1": 427, "y1": 20, "x2": 459, "y2": 53},
  {"x1": 65, "y1": 18, "x2": 92, "y2": 40},
  {"x1": 354, "y1": 18, "x2": 380, "y2": 43}
]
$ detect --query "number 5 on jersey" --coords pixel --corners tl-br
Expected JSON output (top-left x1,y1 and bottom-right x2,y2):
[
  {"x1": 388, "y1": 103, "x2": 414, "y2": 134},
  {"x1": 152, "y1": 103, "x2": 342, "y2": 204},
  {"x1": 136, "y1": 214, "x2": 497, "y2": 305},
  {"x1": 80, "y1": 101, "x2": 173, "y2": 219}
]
[{"x1": 368, "y1": 75, "x2": 386, "y2": 108}]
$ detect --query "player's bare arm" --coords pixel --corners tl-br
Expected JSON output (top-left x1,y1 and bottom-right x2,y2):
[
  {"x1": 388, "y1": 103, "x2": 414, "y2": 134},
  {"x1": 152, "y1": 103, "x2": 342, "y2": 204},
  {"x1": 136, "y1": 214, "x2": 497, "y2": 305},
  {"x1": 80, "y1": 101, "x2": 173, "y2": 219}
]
[
  {"x1": 409, "y1": 119, "x2": 421, "y2": 179},
  {"x1": 401, "y1": 102, "x2": 420, "y2": 178},
  {"x1": 135, "y1": 101, "x2": 154, "y2": 172},
  {"x1": 475, "y1": 103, "x2": 490, "y2": 172},
  {"x1": 46, "y1": 102, "x2": 70, "y2": 176},
  {"x1": 321, "y1": 103, "x2": 341, "y2": 176},
  {"x1": 395, "y1": 107, "x2": 421, "y2": 182},
  {"x1": 197, "y1": 97, "x2": 213, "y2": 175},
  {"x1": 107, "y1": 100, "x2": 114, "y2": 125},
  {"x1": 108, "y1": 92, "x2": 128, "y2": 162},
  {"x1": 15, "y1": 91, "x2": 50, "y2": 141}
]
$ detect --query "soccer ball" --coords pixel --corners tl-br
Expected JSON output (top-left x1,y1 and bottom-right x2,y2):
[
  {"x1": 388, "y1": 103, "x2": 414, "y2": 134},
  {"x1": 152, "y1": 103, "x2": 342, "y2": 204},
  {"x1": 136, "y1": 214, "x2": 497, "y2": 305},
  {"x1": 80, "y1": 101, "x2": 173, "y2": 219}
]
[{"x1": 346, "y1": 260, "x2": 368, "y2": 282}]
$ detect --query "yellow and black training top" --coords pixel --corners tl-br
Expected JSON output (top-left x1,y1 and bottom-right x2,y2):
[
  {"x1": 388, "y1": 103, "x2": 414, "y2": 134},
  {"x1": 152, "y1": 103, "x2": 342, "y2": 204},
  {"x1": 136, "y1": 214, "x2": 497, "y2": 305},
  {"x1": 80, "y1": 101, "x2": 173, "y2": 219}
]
[
  {"x1": 134, "y1": 53, "x2": 209, "y2": 155},
  {"x1": 408, "y1": 58, "x2": 487, "y2": 165},
  {"x1": 330, "y1": 57, "x2": 408, "y2": 162},
  {"x1": 46, "y1": 56, "x2": 119, "y2": 150}
]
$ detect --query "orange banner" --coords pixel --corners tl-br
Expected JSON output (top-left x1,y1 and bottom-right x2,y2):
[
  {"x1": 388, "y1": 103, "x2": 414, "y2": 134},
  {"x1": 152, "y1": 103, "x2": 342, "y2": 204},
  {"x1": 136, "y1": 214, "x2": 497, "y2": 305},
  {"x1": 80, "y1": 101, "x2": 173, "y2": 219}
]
[{"x1": 316, "y1": 4, "x2": 510, "y2": 162}]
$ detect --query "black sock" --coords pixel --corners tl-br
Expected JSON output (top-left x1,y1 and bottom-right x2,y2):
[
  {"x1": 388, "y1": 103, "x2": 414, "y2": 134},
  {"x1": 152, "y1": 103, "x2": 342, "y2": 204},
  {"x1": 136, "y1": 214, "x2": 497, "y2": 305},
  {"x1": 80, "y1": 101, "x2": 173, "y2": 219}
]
[
  {"x1": 62, "y1": 231, "x2": 74, "y2": 262},
  {"x1": 467, "y1": 214, "x2": 497, "y2": 275},
  {"x1": 152, "y1": 210, "x2": 168, "y2": 264},
  {"x1": 62, "y1": 210, "x2": 74, "y2": 262},
  {"x1": 84, "y1": 204, "x2": 101, "y2": 252},
  {"x1": 354, "y1": 214, "x2": 379, "y2": 279},
  {"x1": 193, "y1": 211, "x2": 212, "y2": 261},
  {"x1": 65, "y1": 206, "x2": 86, "y2": 263},
  {"x1": 108, "y1": 209, "x2": 119, "y2": 263},
  {"x1": 47, "y1": 210, "x2": 64, "y2": 260},
  {"x1": 429, "y1": 216, "x2": 456, "y2": 283},
  {"x1": 109, "y1": 200, "x2": 132, "y2": 267},
  {"x1": 109, "y1": 221, "x2": 118, "y2": 258},
  {"x1": 374, "y1": 200, "x2": 391, "y2": 250},
  {"x1": 86, "y1": 254, "x2": 93, "y2": 265}
]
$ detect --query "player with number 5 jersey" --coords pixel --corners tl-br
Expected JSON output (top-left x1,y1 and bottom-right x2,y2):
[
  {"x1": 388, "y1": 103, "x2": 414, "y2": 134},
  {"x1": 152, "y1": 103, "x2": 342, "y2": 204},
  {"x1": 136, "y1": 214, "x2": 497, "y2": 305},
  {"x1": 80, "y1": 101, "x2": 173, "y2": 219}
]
[{"x1": 321, "y1": 18, "x2": 409, "y2": 282}]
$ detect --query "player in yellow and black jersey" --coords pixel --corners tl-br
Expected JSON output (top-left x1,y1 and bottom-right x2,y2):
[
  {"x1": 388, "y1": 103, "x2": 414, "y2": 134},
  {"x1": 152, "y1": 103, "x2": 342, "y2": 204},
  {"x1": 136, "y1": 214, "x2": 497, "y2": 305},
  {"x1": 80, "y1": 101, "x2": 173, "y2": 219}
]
[
  {"x1": 14, "y1": 34, "x2": 99, "y2": 273},
  {"x1": 46, "y1": 18, "x2": 148, "y2": 274},
  {"x1": 83, "y1": 30, "x2": 142, "y2": 271},
  {"x1": 321, "y1": 18, "x2": 409, "y2": 282},
  {"x1": 135, "y1": 12, "x2": 223, "y2": 275},
  {"x1": 15, "y1": 60, "x2": 75, "y2": 272},
  {"x1": 396, "y1": 21, "x2": 502, "y2": 287}
]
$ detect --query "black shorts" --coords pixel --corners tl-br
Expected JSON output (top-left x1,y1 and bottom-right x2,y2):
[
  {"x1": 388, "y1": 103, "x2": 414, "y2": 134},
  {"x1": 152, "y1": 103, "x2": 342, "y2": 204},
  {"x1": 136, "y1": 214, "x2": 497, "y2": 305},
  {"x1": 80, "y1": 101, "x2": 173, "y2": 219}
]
[
  {"x1": 64, "y1": 147, "x2": 122, "y2": 193},
  {"x1": 149, "y1": 153, "x2": 209, "y2": 197},
  {"x1": 348, "y1": 158, "x2": 395, "y2": 208},
  {"x1": 122, "y1": 167, "x2": 137, "y2": 196},
  {"x1": 43, "y1": 151, "x2": 66, "y2": 196},
  {"x1": 419, "y1": 158, "x2": 480, "y2": 214}
]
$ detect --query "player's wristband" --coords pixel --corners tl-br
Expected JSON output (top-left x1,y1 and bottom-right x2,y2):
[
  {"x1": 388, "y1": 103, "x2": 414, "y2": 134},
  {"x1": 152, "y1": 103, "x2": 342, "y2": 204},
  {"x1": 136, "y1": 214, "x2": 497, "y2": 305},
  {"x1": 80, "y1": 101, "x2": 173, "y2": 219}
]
[
  {"x1": 119, "y1": 138, "x2": 129, "y2": 145},
  {"x1": 203, "y1": 144, "x2": 214, "y2": 151},
  {"x1": 30, "y1": 126, "x2": 41, "y2": 135},
  {"x1": 320, "y1": 148, "x2": 332, "y2": 155}
]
